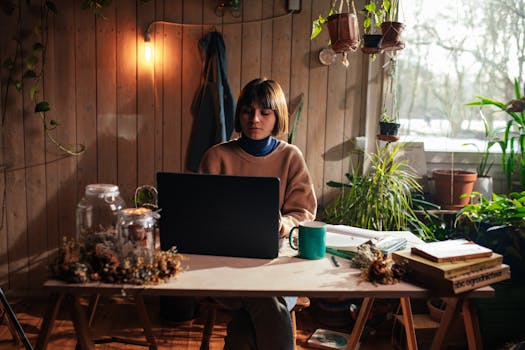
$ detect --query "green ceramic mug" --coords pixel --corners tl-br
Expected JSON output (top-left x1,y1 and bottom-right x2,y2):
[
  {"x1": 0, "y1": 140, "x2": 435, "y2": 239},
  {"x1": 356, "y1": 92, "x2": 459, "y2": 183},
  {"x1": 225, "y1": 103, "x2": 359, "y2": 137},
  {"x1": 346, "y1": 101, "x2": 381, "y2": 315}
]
[{"x1": 289, "y1": 221, "x2": 326, "y2": 260}]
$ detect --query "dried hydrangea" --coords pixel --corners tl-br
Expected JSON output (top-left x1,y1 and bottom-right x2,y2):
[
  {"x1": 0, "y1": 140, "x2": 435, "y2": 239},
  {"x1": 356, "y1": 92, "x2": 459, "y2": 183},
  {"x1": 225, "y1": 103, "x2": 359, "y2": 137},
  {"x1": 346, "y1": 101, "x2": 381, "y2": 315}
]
[
  {"x1": 351, "y1": 242, "x2": 405, "y2": 285},
  {"x1": 50, "y1": 232, "x2": 183, "y2": 285}
]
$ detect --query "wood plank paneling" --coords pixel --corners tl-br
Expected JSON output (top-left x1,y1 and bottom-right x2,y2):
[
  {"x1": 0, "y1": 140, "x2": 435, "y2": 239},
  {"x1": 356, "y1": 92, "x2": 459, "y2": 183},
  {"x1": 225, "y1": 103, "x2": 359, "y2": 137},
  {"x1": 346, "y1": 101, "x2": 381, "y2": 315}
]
[
  {"x1": 181, "y1": 0, "x2": 203, "y2": 172},
  {"x1": 138, "y1": 0, "x2": 156, "y2": 187},
  {"x1": 161, "y1": 1, "x2": 183, "y2": 172},
  {"x1": 0, "y1": 0, "x2": 383, "y2": 290},
  {"x1": 241, "y1": 0, "x2": 262, "y2": 85},
  {"x1": 306, "y1": 0, "x2": 329, "y2": 202},
  {"x1": 96, "y1": 1, "x2": 118, "y2": 185},
  {"x1": 24, "y1": 0, "x2": 48, "y2": 288},
  {"x1": 116, "y1": 0, "x2": 138, "y2": 204}
]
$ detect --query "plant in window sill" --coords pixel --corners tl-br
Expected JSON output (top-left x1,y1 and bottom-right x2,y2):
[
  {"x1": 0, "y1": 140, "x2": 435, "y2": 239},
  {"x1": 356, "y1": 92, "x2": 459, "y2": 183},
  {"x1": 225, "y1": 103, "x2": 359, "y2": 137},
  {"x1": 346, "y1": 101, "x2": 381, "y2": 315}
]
[
  {"x1": 378, "y1": 110, "x2": 400, "y2": 141},
  {"x1": 322, "y1": 143, "x2": 435, "y2": 241},
  {"x1": 311, "y1": 0, "x2": 360, "y2": 66},
  {"x1": 462, "y1": 109, "x2": 497, "y2": 199},
  {"x1": 466, "y1": 78, "x2": 525, "y2": 192}
]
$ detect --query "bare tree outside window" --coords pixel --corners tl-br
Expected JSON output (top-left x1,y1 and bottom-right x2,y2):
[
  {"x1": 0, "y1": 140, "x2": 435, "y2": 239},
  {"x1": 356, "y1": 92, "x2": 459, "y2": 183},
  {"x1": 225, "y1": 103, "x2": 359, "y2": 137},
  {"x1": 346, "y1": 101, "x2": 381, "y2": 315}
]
[{"x1": 396, "y1": 0, "x2": 525, "y2": 151}]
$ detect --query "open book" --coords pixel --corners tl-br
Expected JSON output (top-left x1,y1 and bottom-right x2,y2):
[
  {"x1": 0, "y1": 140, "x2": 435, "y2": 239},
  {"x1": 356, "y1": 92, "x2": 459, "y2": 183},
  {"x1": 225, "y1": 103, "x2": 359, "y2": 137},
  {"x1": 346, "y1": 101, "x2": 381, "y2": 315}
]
[{"x1": 325, "y1": 224, "x2": 425, "y2": 255}]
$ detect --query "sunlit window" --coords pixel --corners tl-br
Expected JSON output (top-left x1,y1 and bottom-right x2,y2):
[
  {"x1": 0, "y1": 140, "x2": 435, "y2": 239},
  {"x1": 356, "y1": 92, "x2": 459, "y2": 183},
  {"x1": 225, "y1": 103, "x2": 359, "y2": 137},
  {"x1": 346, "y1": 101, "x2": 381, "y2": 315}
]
[{"x1": 396, "y1": 0, "x2": 524, "y2": 152}]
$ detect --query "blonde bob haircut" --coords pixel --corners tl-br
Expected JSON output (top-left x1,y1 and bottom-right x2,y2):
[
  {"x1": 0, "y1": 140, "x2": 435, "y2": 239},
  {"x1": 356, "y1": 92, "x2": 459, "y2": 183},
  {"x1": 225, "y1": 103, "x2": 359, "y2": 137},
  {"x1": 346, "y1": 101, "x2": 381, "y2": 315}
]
[{"x1": 234, "y1": 78, "x2": 289, "y2": 137}]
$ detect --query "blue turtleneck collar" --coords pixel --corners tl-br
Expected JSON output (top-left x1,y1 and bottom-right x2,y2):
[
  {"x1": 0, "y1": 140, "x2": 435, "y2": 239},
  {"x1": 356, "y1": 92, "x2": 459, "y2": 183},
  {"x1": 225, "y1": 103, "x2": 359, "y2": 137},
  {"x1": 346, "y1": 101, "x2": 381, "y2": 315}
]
[{"x1": 237, "y1": 135, "x2": 279, "y2": 157}]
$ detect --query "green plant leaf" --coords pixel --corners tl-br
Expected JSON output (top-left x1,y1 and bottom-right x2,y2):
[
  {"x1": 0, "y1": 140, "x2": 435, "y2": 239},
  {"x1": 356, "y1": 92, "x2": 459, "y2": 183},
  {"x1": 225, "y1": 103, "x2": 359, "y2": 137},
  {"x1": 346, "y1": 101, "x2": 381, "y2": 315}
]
[
  {"x1": 33, "y1": 42, "x2": 44, "y2": 51},
  {"x1": 26, "y1": 54, "x2": 38, "y2": 70},
  {"x1": 29, "y1": 84, "x2": 39, "y2": 100},
  {"x1": 50, "y1": 119, "x2": 58, "y2": 126},
  {"x1": 35, "y1": 101, "x2": 50, "y2": 113},
  {"x1": 311, "y1": 16, "x2": 325, "y2": 40},
  {"x1": 23, "y1": 70, "x2": 37, "y2": 79}
]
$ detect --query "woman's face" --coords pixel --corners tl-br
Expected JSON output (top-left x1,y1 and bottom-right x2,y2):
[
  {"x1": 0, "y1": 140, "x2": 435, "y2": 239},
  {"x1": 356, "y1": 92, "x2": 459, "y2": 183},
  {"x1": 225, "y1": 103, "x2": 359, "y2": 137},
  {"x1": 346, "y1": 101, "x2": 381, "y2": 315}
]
[{"x1": 239, "y1": 103, "x2": 276, "y2": 140}]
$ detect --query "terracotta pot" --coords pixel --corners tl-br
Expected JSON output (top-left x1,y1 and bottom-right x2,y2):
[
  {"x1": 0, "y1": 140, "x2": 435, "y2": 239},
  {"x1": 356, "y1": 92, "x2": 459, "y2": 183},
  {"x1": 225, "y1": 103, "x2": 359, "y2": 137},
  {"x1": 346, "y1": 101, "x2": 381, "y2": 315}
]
[
  {"x1": 326, "y1": 13, "x2": 359, "y2": 53},
  {"x1": 432, "y1": 170, "x2": 477, "y2": 210},
  {"x1": 380, "y1": 21, "x2": 405, "y2": 51}
]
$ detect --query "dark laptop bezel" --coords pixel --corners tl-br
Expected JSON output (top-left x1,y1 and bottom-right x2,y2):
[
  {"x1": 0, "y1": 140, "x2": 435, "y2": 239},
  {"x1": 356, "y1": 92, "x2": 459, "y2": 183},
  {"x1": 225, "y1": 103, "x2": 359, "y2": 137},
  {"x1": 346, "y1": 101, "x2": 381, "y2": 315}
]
[{"x1": 156, "y1": 172, "x2": 281, "y2": 259}]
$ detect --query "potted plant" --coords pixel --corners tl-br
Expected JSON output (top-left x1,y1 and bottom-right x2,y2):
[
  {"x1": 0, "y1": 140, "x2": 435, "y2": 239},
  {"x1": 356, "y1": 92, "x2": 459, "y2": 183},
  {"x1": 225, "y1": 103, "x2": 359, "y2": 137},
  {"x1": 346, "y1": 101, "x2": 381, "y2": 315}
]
[
  {"x1": 379, "y1": 0, "x2": 405, "y2": 51},
  {"x1": 466, "y1": 78, "x2": 525, "y2": 191},
  {"x1": 311, "y1": 0, "x2": 360, "y2": 54},
  {"x1": 322, "y1": 143, "x2": 435, "y2": 241},
  {"x1": 378, "y1": 110, "x2": 400, "y2": 140},
  {"x1": 361, "y1": 0, "x2": 384, "y2": 55},
  {"x1": 455, "y1": 191, "x2": 525, "y2": 282}
]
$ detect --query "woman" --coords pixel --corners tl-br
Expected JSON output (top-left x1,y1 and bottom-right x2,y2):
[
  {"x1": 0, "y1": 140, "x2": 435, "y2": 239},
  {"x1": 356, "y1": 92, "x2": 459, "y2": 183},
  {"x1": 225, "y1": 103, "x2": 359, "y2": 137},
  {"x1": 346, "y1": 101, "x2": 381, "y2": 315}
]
[{"x1": 199, "y1": 78, "x2": 317, "y2": 349}]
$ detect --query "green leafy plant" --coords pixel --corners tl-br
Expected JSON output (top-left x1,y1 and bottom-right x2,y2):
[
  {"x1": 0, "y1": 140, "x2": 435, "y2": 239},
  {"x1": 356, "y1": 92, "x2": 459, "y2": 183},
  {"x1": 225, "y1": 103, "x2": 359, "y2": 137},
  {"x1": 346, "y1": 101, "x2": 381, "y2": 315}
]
[
  {"x1": 455, "y1": 191, "x2": 525, "y2": 280},
  {"x1": 322, "y1": 143, "x2": 434, "y2": 241},
  {"x1": 382, "y1": 0, "x2": 399, "y2": 22},
  {"x1": 311, "y1": 0, "x2": 356, "y2": 40},
  {"x1": 362, "y1": 0, "x2": 384, "y2": 34},
  {"x1": 462, "y1": 109, "x2": 497, "y2": 177},
  {"x1": 466, "y1": 78, "x2": 525, "y2": 190}
]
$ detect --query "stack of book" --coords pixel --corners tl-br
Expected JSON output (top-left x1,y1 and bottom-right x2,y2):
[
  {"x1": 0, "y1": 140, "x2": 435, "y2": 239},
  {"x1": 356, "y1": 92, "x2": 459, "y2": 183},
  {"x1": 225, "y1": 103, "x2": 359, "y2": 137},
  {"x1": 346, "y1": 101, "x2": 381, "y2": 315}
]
[{"x1": 392, "y1": 239, "x2": 510, "y2": 294}]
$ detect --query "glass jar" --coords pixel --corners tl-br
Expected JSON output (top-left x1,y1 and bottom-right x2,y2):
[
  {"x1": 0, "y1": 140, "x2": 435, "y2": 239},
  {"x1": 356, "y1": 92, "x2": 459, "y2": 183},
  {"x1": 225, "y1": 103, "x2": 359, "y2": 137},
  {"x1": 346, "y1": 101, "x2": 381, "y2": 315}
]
[
  {"x1": 117, "y1": 207, "x2": 157, "y2": 263},
  {"x1": 76, "y1": 184, "x2": 126, "y2": 238}
]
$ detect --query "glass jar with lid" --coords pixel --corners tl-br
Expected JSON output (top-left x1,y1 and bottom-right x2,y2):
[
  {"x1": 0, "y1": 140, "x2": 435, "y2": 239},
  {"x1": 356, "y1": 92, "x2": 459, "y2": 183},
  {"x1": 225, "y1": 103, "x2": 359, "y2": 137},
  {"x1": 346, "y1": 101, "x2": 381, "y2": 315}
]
[
  {"x1": 76, "y1": 184, "x2": 126, "y2": 238},
  {"x1": 117, "y1": 207, "x2": 158, "y2": 263}
]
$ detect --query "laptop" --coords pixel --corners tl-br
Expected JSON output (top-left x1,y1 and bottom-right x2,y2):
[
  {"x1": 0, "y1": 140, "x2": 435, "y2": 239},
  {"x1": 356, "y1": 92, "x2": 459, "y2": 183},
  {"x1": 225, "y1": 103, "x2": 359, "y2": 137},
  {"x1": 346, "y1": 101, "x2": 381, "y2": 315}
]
[{"x1": 156, "y1": 172, "x2": 281, "y2": 259}]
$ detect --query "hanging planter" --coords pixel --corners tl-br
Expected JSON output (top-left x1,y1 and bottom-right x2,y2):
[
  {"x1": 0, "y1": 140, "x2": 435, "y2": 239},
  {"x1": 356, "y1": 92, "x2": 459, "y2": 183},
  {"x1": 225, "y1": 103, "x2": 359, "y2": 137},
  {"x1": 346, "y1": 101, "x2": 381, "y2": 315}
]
[
  {"x1": 432, "y1": 170, "x2": 478, "y2": 210},
  {"x1": 361, "y1": 34, "x2": 383, "y2": 54},
  {"x1": 326, "y1": 13, "x2": 360, "y2": 53},
  {"x1": 380, "y1": 21, "x2": 405, "y2": 51}
]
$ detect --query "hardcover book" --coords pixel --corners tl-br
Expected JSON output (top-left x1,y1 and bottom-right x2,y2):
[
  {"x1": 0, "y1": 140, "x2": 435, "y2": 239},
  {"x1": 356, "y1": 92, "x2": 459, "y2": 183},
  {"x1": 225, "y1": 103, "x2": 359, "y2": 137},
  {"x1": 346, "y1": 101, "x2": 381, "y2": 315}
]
[
  {"x1": 392, "y1": 249, "x2": 503, "y2": 279},
  {"x1": 406, "y1": 264, "x2": 510, "y2": 294},
  {"x1": 410, "y1": 239, "x2": 493, "y2": 262}
]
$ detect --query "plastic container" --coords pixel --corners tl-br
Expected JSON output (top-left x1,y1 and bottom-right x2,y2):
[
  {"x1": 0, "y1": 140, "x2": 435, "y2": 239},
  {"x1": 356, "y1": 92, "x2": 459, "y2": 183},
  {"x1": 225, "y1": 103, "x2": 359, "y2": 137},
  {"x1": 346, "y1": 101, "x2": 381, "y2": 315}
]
[
  {"x1": 117, "y1": 207, "x2": 158, "y2": 262},
  {"x1": 76, "y1": 184, "x2": 126, "y2": 238}
]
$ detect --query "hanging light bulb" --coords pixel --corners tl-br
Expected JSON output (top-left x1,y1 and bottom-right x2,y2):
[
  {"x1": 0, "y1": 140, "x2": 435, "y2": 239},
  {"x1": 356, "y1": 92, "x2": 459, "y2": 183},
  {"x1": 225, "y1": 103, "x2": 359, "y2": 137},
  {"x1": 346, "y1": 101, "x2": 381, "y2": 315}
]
[{"x1": 144, "y1": 41, "x2": 153, "y2": 62}]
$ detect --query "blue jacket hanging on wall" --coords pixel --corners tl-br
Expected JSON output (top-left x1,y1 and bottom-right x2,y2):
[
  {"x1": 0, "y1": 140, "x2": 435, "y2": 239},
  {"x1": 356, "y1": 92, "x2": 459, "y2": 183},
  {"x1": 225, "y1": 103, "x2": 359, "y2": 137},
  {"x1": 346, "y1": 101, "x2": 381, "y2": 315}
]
[{"x1": 187, "y1": 31, "x2": 235, "y2": 171}]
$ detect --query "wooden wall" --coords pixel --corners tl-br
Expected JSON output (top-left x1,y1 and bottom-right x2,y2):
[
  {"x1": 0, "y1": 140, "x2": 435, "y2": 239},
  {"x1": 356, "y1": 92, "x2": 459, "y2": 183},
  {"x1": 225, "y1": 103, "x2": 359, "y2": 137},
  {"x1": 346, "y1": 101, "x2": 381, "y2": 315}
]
[{"x1": 0, "y1": 0, "x2": 374, "y2": 290}]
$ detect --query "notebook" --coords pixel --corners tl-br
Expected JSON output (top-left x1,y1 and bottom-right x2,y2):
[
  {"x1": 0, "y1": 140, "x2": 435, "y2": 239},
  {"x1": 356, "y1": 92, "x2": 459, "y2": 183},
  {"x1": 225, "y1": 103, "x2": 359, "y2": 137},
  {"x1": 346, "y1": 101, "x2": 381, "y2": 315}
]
[{"x1": 156, "y1": 172, "x2": 281, "y2": 259}]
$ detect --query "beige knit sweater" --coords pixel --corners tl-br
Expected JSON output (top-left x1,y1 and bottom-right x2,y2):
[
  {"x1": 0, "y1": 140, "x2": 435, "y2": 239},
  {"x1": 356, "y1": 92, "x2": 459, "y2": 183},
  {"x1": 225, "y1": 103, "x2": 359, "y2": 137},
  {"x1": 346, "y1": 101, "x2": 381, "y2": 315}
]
[{"x1": 199, "y1": 140, "x2": 317, "y2": 237}]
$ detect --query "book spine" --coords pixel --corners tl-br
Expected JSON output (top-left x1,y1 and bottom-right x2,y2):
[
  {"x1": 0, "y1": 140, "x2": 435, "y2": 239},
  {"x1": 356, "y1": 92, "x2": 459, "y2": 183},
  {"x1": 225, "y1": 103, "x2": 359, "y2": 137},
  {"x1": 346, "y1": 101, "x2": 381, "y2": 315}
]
[
  {"x1": 444, "y1": 258, "x2": 503, "y2": 279},
  {"x1": 406, "y1": 264, "x2": 510, "y2": 294},
  {"x1": 448, "y1": 265, "x2": 510, "y2": 294}
]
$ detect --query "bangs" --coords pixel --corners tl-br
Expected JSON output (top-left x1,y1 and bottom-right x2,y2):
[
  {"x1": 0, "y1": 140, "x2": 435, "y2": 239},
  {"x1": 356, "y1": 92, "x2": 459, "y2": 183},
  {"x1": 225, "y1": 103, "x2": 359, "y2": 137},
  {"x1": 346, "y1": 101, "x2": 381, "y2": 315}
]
[{"x1": 240, "y1": 83, "x2": 278, "y2": 111}]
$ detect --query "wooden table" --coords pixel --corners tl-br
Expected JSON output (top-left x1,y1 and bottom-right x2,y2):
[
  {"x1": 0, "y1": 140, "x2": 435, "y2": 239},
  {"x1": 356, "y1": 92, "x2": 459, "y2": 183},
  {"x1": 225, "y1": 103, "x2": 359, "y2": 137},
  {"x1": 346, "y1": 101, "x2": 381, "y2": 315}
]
[{"x1": 35, "y1": 246, "x2": 494, "y2": 350}]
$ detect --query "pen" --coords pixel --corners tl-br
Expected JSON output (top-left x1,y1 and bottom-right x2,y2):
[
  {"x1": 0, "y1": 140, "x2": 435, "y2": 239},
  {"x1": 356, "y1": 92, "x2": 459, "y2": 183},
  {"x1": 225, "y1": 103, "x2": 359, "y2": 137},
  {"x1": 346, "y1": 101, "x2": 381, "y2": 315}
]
[{"x1": 331, "y1": 255, "x2": 340, "y2": 267}]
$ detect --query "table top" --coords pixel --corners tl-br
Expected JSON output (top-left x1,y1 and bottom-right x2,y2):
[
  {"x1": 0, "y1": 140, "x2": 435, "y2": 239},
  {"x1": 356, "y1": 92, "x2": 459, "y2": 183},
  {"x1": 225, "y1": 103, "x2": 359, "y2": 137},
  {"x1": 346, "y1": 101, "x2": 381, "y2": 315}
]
[{"x1": 43, "y1": 246, "x2": 494, "y2": 299}]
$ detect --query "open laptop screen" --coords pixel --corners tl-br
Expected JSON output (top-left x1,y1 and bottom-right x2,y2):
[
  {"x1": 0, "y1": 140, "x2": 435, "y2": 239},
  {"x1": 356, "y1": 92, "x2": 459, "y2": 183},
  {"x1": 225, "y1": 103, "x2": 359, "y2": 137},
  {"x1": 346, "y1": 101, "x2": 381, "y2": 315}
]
[{"x1": 156, "y1": 172, "x2": 280, "y2": 259}]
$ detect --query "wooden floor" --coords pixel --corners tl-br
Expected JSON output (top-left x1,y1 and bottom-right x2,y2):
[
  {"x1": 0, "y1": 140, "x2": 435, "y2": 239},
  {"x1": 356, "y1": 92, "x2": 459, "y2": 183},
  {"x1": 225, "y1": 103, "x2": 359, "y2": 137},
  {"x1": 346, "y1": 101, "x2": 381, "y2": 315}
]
[{"x1": 0, "y1": 295, "x2": 399, "y2": 350}]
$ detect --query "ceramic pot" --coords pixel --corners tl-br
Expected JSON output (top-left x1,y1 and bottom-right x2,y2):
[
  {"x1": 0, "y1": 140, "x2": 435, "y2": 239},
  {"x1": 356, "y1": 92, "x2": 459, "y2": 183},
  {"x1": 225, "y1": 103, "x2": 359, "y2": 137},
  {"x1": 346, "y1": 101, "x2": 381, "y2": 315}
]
[
  {"x1": 473, "y1": 176, "x2": 493, "y2": 201},
  {"x1": 326, "y1": 13, "x2": 360, "y2": 53},
  {"x1": 432, "y1": 170, "x2": 477, "y2": 210}
]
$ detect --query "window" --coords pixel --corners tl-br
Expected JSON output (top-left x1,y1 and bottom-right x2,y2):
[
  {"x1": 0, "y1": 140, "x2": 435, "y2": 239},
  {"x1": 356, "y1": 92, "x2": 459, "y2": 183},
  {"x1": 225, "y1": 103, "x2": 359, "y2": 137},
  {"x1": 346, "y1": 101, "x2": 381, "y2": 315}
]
[{"x1": 395, "y1": 0, "x2": 524, "y2": 152}]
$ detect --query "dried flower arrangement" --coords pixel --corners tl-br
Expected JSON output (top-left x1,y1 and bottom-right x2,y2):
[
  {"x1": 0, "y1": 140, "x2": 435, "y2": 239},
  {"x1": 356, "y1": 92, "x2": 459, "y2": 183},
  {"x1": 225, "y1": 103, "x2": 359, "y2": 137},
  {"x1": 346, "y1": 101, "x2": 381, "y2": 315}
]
[
  {"x1": 50, "y1": 231, "x2": 183, "y2": 285},
  {"x1": 351, "y1": 243, "x2": 405, "y2": 285}
]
